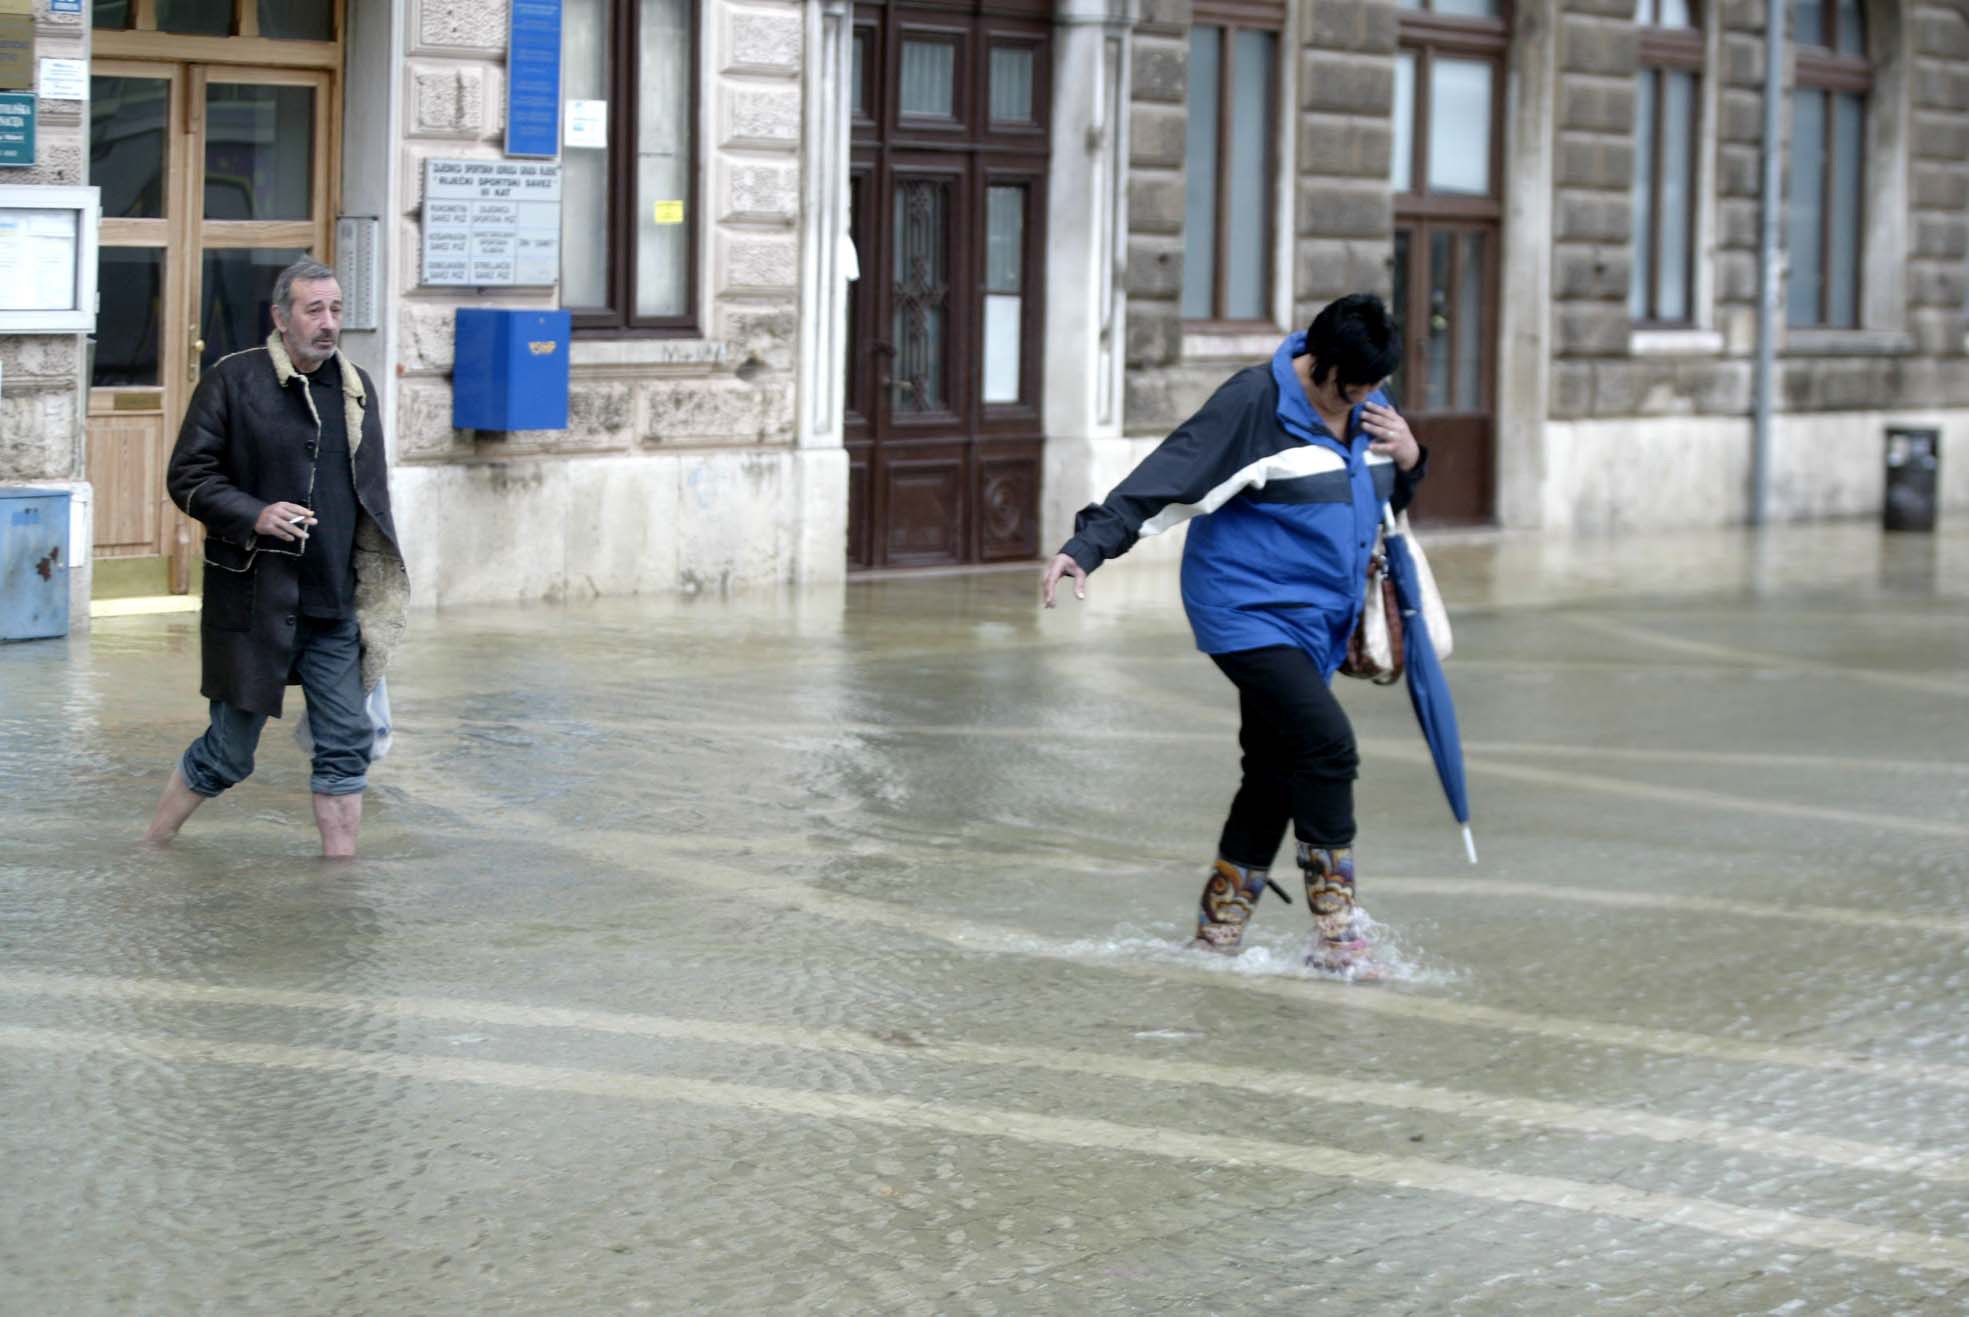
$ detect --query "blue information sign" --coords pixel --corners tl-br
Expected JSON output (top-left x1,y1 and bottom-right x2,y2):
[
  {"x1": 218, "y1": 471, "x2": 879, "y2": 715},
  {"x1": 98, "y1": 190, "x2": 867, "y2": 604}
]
[
  {"x1": 51, "y1": 0, "x2": 84, "y2": 13},
  {"x1": 506, "y1": 0, "x2": 562, "y2": 159},
  {"x1": 0, "y1": 93, "x2": 34, "y2": 169}
]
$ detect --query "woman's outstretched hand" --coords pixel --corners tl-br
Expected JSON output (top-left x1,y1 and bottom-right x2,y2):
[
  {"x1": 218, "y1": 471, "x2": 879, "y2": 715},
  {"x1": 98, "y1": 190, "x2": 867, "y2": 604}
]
[{"x1": 1041, "y1": 553, "x2": 1087, "y2": 608}]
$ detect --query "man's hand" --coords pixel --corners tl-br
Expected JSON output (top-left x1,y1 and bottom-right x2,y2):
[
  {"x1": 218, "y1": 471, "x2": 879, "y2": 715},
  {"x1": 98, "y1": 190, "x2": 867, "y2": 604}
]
[
  {"x1": 1041, "y1": 553, "x2": 1087, "y2": 608},
  {"x1": 254, "y1": 502, "x2": 316, "y2": 543},
  {"x1": 1361, "y1": 402, "x2": 1421, "y2": 471}
]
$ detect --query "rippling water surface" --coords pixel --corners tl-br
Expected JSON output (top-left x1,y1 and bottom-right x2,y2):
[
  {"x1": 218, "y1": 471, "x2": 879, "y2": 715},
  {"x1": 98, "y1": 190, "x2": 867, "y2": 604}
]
[{"x1": 4, "y1": 524, "x2": 1969, "y2": 1313}]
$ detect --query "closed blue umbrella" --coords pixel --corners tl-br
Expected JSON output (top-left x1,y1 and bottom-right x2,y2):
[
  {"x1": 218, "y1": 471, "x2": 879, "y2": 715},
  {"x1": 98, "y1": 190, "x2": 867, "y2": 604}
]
[{"x1": 1380, "y1": 507, "x2": 1477, "y2": 864}]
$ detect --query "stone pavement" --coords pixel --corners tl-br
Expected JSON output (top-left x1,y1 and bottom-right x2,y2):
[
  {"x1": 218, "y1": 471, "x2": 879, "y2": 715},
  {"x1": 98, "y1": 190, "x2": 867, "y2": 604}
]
[{"x1": 2, "y1": 522, "x2": 1967, "y2": 1314}]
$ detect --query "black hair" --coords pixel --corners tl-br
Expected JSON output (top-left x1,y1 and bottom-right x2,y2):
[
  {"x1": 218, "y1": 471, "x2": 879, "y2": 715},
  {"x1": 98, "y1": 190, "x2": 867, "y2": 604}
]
[{"x1": 1304, "y1": 293, "x2": 1401, "y2": 391}]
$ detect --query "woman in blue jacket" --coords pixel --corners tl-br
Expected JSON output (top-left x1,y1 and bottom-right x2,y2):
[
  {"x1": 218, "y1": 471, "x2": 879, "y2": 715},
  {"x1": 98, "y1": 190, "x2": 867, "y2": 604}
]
[{"x1": 1040, "y1": 295, "x2": 1425, "y2": 974}]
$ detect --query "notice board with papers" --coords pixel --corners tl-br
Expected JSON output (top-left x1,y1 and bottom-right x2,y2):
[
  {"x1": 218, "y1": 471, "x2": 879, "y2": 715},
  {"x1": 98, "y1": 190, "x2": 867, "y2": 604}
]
[
  {"x1": 419, "y1": 158, "x2": 561, "y2": 288},
  {"x1": 0, "y1": 184, "x2": 98, "y2": 331}
]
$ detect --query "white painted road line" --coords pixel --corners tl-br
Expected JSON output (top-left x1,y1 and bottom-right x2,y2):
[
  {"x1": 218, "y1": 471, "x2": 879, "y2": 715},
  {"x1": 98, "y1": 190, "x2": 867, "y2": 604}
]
[{"x1": 5, "y1": 1022, "x2": 1968, "y2": 1276}]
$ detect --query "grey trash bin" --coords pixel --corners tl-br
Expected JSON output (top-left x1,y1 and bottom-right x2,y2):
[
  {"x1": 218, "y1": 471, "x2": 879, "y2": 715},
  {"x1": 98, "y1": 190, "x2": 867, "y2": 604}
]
[{"x1": 1883, "y1": 428, "x2": 1940, "y2": 533}]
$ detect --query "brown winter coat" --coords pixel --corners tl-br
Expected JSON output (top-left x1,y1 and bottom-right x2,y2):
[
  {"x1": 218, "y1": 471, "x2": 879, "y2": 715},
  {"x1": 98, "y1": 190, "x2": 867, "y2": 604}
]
[{"x1": 166, "y1": 333, "x2": 410, "y2": 718}]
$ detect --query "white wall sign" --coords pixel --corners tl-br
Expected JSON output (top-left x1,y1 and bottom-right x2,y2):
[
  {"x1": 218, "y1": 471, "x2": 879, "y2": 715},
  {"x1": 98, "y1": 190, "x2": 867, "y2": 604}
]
[
  {"x1": 564, "y1": 99, "x2": 607, "y2": 149},
  {"x1": 0, "y1": 209, "x2": 78, "y2": 310},
  {"x1": 0, "y1": 185, "x2": 98, "y2": 331},
  {"x1": 38, "y1": 58, "x2": 87, "y2": 102},
  {"x1": 420, "y1": 158, "x2": 562, "y2": 287}
]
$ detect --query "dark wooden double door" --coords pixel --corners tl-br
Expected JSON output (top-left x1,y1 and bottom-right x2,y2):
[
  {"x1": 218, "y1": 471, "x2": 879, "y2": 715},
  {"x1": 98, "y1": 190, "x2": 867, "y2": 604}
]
[{"x1": 846, "y1": 1, "x2": 1050, "y2": 569}]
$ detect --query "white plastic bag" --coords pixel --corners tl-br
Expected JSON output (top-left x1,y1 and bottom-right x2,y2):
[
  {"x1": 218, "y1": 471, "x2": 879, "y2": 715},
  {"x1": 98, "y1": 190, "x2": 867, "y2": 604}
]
[{"x1": 294, "y1": 678, "x2": 394, "y2": 761}]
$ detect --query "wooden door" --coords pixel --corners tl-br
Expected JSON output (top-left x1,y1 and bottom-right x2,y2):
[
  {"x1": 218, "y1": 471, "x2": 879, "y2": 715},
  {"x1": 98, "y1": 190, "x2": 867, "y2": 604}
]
[
  {"x1": 87, "y1": 60, "x2": 191, "y2": 591},
  {"x1": 85, "y1": 11, "x2": 339, "y2": 595},
  {"x1": 1390, "y1": 6, "x2": 1507, "y2": 525},
  {"x1": 1391, "y1": 221, "x2": 1497, "y2": 523},
  {"x1": 845, "y1": 2, "x2": 1049, "y2": 569}
]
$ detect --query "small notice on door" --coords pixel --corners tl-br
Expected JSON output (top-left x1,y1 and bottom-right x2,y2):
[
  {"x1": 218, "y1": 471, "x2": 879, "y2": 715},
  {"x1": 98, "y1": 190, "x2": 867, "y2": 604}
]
[{"x1": 653, "y1": 200, "x2": 684, "y2": 225}]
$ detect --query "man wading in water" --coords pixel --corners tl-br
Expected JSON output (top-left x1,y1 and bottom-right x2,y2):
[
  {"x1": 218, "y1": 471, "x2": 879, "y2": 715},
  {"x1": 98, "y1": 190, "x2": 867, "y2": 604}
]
[{"x1": 143, "y1": 260, "x2": 409, "y2": 857}]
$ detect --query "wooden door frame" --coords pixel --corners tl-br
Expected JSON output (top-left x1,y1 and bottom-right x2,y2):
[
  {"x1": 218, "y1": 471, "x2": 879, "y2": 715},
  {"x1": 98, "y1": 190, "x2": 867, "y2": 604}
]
[
  {"x1": 88, "y1": 59, "x2": 192, "y2": 579},
  {"x1": 86, "y1": 28, "x2": 344, "y2": 592},
  {"x1": 1393, "y1": 14, "x2": 1506, "y2": 524},
  {"x1": 847, "y1": 0, "x2": 1050, "y2": 570},
  {"x1": 187, "y1": 62, "x2": 337, "y2": 389}
]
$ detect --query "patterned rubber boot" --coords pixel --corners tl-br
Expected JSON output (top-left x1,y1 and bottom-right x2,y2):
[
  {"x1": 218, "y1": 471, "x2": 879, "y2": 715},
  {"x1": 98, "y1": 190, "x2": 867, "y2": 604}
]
[
  {"x1": 1191, "y1": 859, "x2": 1270, "y2": 954},
  {"x1": 1299, "y1": 842, "x2": 1374, "y2": 976}
]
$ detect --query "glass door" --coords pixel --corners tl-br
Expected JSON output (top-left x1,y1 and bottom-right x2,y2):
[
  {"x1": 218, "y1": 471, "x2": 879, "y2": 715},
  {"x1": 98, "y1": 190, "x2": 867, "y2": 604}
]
[
  {"x1": 87, "y1": 61, "x2": 190, "y2": 594},
  {"x1": 85, "y1": 60, "x2": 333, "y2": 595},
  {"x1": 190, "y1": 66, "x2": 332, "y2": 373}
]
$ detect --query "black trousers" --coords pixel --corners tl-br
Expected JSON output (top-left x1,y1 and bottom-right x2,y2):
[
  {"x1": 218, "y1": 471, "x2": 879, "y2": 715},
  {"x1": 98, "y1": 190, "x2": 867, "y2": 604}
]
[{"x1": 1211, "y1": 644, "x2": 1359, "y2": 867}]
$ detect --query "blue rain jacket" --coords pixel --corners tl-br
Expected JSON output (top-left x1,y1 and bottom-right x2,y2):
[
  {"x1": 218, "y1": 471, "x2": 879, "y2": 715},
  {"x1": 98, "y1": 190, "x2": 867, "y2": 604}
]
[{"x1": 1059, "y1": 332, "x2": 1426, "y2": 676}]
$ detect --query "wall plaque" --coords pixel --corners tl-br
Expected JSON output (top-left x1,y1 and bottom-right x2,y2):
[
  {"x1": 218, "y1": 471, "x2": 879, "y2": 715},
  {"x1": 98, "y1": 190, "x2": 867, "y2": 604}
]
[
  {"x1": 0, "y1": 91, "x2": 33, "y2": 168},
  {"x1": 420, "y1": 158, "x2": 561, "y2": 288}
]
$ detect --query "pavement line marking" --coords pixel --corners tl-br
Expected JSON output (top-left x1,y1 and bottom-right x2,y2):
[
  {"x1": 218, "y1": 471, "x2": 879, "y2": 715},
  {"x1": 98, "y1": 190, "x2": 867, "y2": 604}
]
[
  {"x1": 680, "y1": 859, "x2": 1969, "y2": 1090},
  {"x1": 633, "y1": 719, "x2": 1969, "y2": 780},
  {"x1": 5, "y1": 1023, "x2": 1968, "y2": 1275},
  {"x1": 1564, "y1": 613, "x2": 1969, "y2": 698},
  {"x1": 1437, "y1": 750, "x2": 1969, "y2": 842},
  {"x1": 4, "y1": 969, "x2": 1961, "y2": 1184},
  {"x1": 344, "y1": 801, "x2": 1969, "y2": 1097},
  {"x1": 627, "y1": 719, "x2": 1969, "y2": 838},
  {"x1": 398, "y1": 820, "x2": 1969, "y2": 1094},
  {"x1": 1444, "y1": 740, "x2": 1969, "y2": 778},
  {"x1": 1369, "y1": 877, "x2": 1969, "y2": 939}
]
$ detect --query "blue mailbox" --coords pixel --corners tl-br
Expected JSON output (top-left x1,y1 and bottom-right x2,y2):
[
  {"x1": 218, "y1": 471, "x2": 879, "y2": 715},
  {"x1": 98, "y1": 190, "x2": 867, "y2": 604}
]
[
  {"x1": 0, "y1": 487, "x2": 71, "y2": 642},
  {"x1": 452, "y1": 308, "x2": 571, "y2": 431}
]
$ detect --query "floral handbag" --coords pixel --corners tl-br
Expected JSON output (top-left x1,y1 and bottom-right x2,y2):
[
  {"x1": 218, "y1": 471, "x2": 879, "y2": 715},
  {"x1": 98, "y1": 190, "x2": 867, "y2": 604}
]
[{"x1": 1339, "y1": 511, "x2": 1451, "y2": 684}]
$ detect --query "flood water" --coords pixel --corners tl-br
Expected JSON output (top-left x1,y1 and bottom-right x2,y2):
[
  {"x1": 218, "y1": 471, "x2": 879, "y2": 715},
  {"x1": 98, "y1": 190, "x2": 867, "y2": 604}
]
[{"x1": 3, "y1": 522, "x2": 1968, "y2": 1313}]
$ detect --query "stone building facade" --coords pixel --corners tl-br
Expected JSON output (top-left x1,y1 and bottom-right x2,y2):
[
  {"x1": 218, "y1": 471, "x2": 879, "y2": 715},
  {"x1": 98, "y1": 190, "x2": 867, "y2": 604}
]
[
  {"x1": 386, "y1": 0, "x2": 845, "y2": 604},
  {"x1": 0, "y1": 0, "x2": 850, "y2": 627},
  {"x1": 0, "y1": 0, "x2": 91, "y2": 620},
  {"x1": 1111, "y1": 0, "x2": 1969, "y2": 538},
  {"x1": 0, "y1": 0, "x2": 1964, "y2": 637}
]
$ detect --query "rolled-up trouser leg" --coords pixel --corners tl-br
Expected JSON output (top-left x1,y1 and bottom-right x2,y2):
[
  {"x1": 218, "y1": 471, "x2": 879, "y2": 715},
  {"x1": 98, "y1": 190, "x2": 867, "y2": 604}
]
[
  {"x1": 294, "y1": 616, "x2": 374, "y2": 796},
  {"x1": 179, "y1": 700, "x2": 270, "y2": 797}
]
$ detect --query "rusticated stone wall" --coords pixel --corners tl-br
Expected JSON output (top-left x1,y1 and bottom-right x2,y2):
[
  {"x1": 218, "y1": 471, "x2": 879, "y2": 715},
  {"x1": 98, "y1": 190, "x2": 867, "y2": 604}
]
[
  {"x1": 393, "y1": 0, "x2": 804, "y2": 461},
  {"x1": 0, "y1": 0, "x2": 93, "y2": 620},
  {"x1": 0, "y1": 0, "x2": 87, "y2": 486},
  {"x1": 1121, "y1": 0, "x2": 1399, "y2": 439},
  {"x1": 1120, "y1": 0, "x2": 1193, "y2": 433},
  {"x1": 388, "y1": 0, "x2": 843, "y2": 605}
]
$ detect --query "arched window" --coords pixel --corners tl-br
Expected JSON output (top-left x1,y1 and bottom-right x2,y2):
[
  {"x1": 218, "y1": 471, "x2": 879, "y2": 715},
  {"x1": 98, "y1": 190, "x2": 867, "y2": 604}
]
[
  {"x1": 1631, "y1": 0, "x2": 1701, "y2": 324},
  {"x1": 1787, "y1": 0, "x2": 1869, "y2": 328}
]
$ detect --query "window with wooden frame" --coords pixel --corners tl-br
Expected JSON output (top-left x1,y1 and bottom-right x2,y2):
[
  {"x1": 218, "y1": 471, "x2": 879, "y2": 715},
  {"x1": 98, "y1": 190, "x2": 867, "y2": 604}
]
[
  {"x1": 1180, "y1": 1, "x2": 1281, "y2": 326},
  {"x1": 91, "y1": 0, "x2": 337, "y2": 41},
  {"x1": 1787, "y1": 0, "x2": 1868, "y2": 328},
  {"x1": 560, "y1": 0, "x2": 700, "y2": 335},
  {"x1": 1631, "y1": 0, "x2": 1701, "y2": 324}
]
